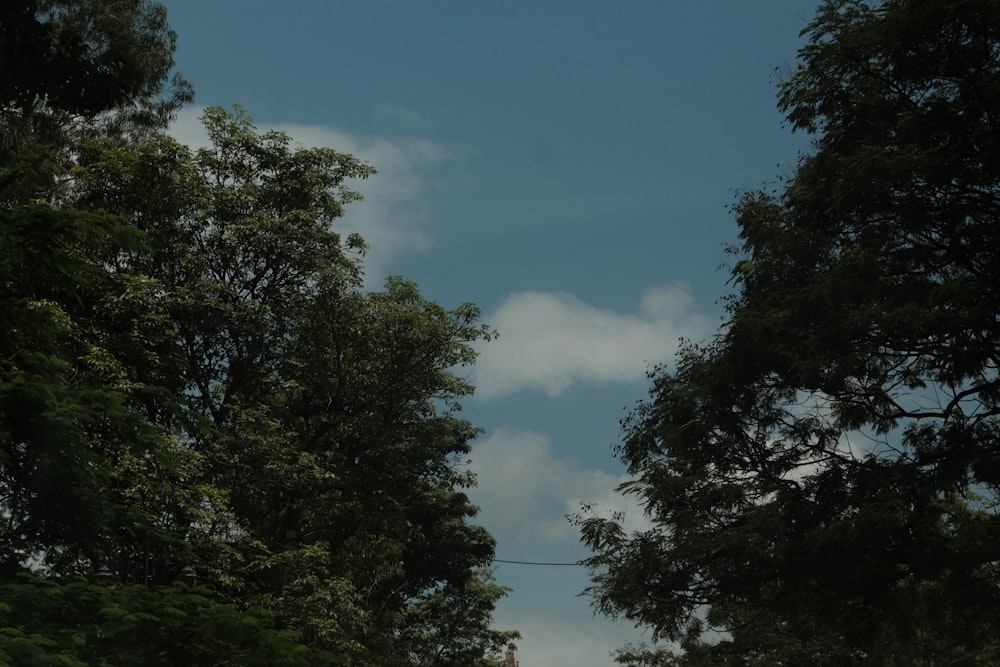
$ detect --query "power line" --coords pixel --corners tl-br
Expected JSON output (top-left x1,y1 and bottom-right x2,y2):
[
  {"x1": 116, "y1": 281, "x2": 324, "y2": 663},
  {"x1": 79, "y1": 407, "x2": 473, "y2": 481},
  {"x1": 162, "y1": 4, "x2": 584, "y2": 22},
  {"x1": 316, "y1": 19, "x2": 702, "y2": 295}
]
[{"x1": 493, "y1": 558, "x2": 583, "y2": 566}]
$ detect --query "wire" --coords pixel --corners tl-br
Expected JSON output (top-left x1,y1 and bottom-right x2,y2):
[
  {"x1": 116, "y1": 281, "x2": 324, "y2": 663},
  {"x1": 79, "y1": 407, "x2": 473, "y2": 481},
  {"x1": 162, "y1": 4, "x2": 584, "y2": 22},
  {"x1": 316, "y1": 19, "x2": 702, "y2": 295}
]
[{"x1": 492, "y1": 558, "x2": 583, "y2": 566}]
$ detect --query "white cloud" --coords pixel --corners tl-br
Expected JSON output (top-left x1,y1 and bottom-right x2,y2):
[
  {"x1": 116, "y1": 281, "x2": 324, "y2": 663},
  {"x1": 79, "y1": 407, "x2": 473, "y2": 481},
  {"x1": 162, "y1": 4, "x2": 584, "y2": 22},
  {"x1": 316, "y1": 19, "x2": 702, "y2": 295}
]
[
  {"x1": 469, "y1": 427, "x2": 650, "y2": 544},
  {"x1": 492, "y1": 608, "x2": 669, "y2": 667},
  {"x1": 472, "y1": 284, "x2": 711, "y2": 400},
  {"x1": 469, "y1": 428, "x2": 669, "y2": 667},
  {"x1": 169, "y1": 106, "x2": 450, "y2": 284}
]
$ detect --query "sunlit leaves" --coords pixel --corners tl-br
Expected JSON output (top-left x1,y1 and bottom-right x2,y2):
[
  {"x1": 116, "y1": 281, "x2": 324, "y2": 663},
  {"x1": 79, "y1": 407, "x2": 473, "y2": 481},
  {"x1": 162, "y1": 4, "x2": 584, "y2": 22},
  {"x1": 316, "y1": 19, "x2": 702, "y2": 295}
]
[{"x1": 61, "y1": 106, "x2": 508, "y2": 665}]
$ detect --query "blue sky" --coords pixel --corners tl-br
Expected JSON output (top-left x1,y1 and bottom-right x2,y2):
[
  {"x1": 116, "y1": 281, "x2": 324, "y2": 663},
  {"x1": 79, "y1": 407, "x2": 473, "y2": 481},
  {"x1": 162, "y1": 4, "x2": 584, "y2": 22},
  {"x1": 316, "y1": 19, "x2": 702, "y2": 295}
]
[{"x1": 162, "y1": 2, "x2": 819, "y2": 664}]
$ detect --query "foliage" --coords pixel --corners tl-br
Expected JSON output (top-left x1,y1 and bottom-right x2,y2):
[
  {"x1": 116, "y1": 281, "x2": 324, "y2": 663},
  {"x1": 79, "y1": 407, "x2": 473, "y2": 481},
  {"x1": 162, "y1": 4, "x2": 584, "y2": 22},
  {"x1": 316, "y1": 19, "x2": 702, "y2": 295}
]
[
  {"x1": 0, "y1": 574, "x2": 341, "y2": 666},
  {"x1": 65, "y1": 105, "x2": 509, "y2": 664},
  {"x1": 1, "y1": 2, "x2": 513, "y2": 663},
  {"x1": 0, "y1": 0, "x2": 189, "y2": 578},
  {"x1": 0, "y1": 0, "x2": 193, "y2": 209},
  {"x1": 579, "y1": 0, "x2": 1000, "y2": 664},
  {"x1": 0, "y1": 0, "x2": 190, "y2": 118},
  {"x1": 390, "y1": 569, "x2": 520, "y2": 667}
]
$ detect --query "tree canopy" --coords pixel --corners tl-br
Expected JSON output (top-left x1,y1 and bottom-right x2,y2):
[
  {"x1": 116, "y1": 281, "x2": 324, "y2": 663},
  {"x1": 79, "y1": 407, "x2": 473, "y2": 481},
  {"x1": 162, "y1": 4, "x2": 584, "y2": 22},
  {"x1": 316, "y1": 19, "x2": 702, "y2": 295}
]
[
  {"x1": 1, "y1": 2, "x2": 515, "y2": 665},
  {"x1": 0, "y1": 0, "x2": 192, "y2": 147},
  {"x1": 579, "y1": 0, "x2": 1000, "y2": 664}
]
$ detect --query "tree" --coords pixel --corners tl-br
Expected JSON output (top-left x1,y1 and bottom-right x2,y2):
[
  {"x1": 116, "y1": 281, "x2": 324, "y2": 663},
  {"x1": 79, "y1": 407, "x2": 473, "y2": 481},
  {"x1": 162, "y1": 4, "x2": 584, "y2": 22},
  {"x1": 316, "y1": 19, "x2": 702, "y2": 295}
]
[
  {"x1": 0, "y1": 574, "x2": 341, "y2": 666},
  {"x1": 2, "y1": 1, "x2": 514, "y2": 660},
  {"x1": 390, "y1": 568, "x2": 520, "y2": 667},
  {"x1": 0, "y1": 2, "x2": 286, "y2": 661},
  {"x1": 0, "y1": 0, "x2": 191, "y2": 575},
  {"x1": 71, "y1": 106, "x2": 512, "y2": 665},
  {"x1": 0, "y1": 194, "x2": 163, "y2": 574},
  {"x1": 578, "y1": 0, "x2": 1000, "y2": 664},
  {"x1": 0, "y1": 0, "x2": 192, "y2": 151}
]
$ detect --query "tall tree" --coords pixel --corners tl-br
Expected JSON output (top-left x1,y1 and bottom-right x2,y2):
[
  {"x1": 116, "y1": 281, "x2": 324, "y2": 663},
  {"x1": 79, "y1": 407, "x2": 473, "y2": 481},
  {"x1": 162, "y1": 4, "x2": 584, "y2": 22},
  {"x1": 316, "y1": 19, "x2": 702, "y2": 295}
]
[
  {"x1": 0, "y1": 0, "x2": 191, "y2": 574},
  {"x1": 2, "y1": 1, "x2": 513, "y2": 661},
  {"x1": 579, "y1": 0, "x2": 1000, "y2": 664},
  {"x1": 72, "y1": 106, "x2": 512, "y2": 665}
]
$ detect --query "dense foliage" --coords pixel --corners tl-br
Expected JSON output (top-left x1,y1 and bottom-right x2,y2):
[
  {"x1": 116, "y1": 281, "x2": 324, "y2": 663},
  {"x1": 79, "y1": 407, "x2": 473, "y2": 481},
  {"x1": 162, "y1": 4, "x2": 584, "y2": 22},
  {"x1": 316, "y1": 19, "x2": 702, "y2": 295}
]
[
  {"x1": 1, "y1": 1, "x2": 515, "y2": 665},
  {"x1": 1, "y1": 0, "x2": 192, "y2": 150},
  {"x1": 579, "y1": 0, "x2": 1000, "y2": 664}
]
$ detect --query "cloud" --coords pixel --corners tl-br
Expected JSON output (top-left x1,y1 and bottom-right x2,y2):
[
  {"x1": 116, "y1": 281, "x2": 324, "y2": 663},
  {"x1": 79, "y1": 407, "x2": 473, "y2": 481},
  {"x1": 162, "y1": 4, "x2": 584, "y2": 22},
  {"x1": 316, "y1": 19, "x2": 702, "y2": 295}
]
[
  {"x1": 169, "y1": 106, "x2": 450, "y2": 284},
  {"x1": 167, "y1": 106, "x2": 211, "y2": 149},
  {"x1": 468, "y1": 427, "x2": 650, "y2": 544},
  {"x1": 491, "y1": 608, "x2": 669, "y2": 667},
  {"x1": 469, "y1": 428, "x2": 670, "y2": 667},
  {"x1": 472, "y1": 284, "x2": 711, "y2": 400}
]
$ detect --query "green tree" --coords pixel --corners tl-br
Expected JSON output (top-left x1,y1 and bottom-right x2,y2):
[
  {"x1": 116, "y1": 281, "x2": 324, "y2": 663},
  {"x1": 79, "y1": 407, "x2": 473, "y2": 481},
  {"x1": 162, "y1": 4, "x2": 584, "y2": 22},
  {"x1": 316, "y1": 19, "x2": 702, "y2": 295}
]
[
  {"x1": 0, "y1": 0, "x2": 192, "y2": 160},
  {"x1": 0, "y1": 195, "x2": 158, "y2": 573},
  {"x1": 579, "y1": 0, "x2": 1000, "y2": 664},
  {"x1": 0, "y1": 574, "x2": 340, "y2": 666},
  {"x1": 72, "y1": 106, "x2": 512, "y2": 665},
  {"x1": 390, "y1": 568, "x2": 520, "y2": 667},
  {"x1": 0, "y1": 0, "x2": 191, "y2": 575},
  {"x1": 0, "y1": 2, "x2": 274, "y2": 662},
  {"x1": 2, "y1": 1, "x2": 513, "y2": 661}
]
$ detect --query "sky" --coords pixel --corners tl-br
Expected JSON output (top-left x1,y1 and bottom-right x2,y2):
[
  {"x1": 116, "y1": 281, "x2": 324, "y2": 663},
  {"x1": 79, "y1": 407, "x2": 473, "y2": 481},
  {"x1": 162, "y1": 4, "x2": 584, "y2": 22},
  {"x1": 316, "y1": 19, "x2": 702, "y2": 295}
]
[{"x1": 161, "y1": 2, "x2": 820, "y2": 664}]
